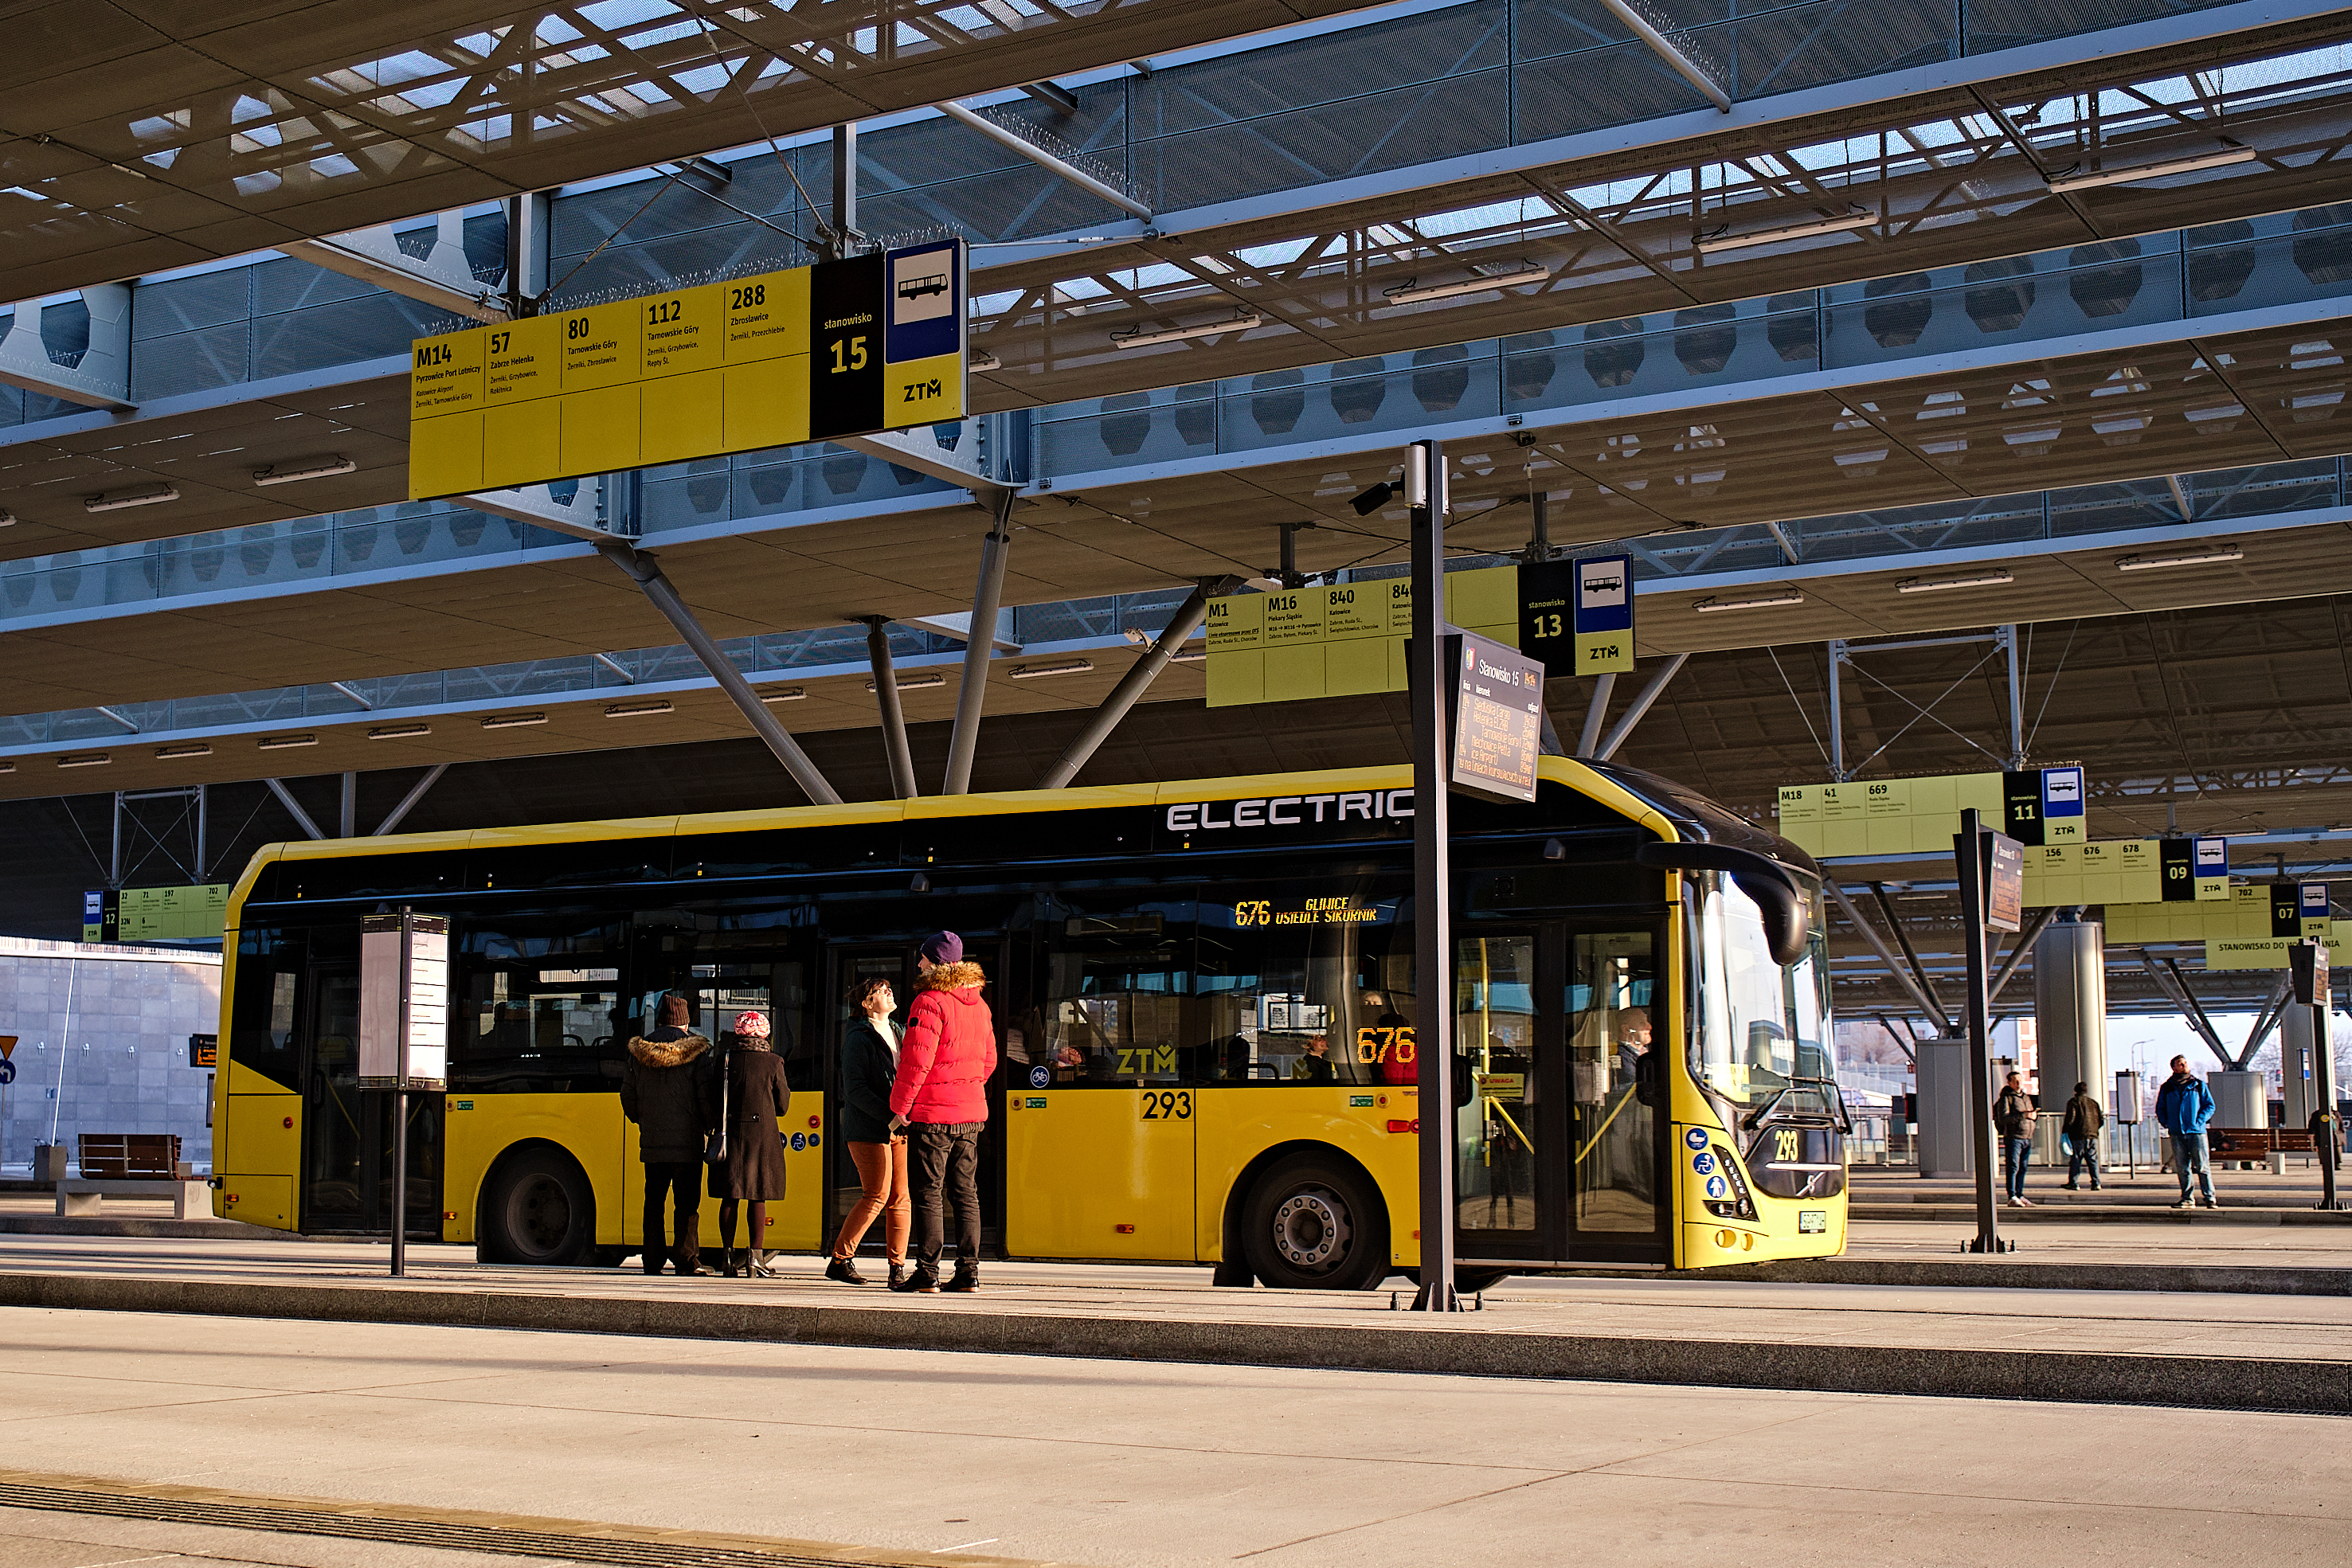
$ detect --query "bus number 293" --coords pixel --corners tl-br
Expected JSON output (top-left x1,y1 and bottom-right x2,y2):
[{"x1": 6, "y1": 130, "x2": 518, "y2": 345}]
[{"x1": 1139, "y1": 1089, "x2": 1193, "y2": 1121}]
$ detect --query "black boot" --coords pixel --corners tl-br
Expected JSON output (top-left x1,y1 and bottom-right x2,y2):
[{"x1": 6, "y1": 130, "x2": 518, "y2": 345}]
[
  {"x1": 890, "y1": 1264, "x2": 940, "y2": 1294},
  {"x1": 720, "y1": 1249, "x2": 740, "y2": 1278},
  {"x1": 942, "y1": 1261, "x2": 980, "y2": 1293},
  {"x1": 825, "y1": 1256, "x2": 869, "y2": 1285},
  {"x1": 887, "y1": 1262, "x2": 908, "y2": 1289}
]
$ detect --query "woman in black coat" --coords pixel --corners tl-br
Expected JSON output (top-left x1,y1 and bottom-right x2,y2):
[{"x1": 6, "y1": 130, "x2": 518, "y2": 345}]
[
  {"x1": 827, "y1": 977, "x2": 910, "y2": 1286},
  {"x1": 706, "y1": 1009, "x2": 792, "y2": 1277}
]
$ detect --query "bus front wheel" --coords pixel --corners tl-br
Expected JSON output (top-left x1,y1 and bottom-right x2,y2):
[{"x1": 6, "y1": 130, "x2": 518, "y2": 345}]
[
  {"x1": 1242, "y1": 1153, "x2": 1390, "y2": 1292},
  {"x1": 479, "y1": 1148, "x2": 595, "y2": 1266}
]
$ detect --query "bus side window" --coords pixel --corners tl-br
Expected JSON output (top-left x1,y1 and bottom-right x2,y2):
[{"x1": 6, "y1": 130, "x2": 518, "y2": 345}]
[{"x1": 1040, "y1": 896, "x2": 1192, "y2": 1086}]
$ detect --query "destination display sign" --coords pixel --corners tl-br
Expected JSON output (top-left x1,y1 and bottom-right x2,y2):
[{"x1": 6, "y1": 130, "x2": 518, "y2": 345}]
[
  {"x1": 407, "y1": 240, "x2": 966, "y2": 500},
  {"x1": 1446, "y1": 631, "x2": 1544, "y2": 805}
]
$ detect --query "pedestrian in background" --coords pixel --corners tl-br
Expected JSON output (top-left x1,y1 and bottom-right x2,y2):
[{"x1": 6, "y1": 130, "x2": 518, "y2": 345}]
[
  {"x1": 890, "y1": 932, "x2": 997, "y2": 1294},
  {"x1": 2062, "y1": 1080, "x2": 2105, "y2": 1191},
  {"x1": 621, "y1": 991, "x2": 714, "y2": 1276},
  {"x1": 829, "y1": 976, "x2": 911, "y2": 1286},
  {"x1": 706, "y1": 1009, "x2": 791, "y2": 1278},
  {"x1": 2156, "y1": 1054, "x2": 2219, "y2": 1210},
  {"x1": 1994, "y1": 1070, "x2": 2038, "y2": 1207}
]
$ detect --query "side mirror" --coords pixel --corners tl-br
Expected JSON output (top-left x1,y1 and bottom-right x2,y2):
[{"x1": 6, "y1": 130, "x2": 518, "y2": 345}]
[{"x1": 1637, "y1": 841, "x2": 1813, "y2": 966}]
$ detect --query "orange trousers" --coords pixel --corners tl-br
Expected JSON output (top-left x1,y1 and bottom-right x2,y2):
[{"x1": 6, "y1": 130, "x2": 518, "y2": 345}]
[{"x1": 833, "y1": 1136, "x2": 910, "y2": 1262}]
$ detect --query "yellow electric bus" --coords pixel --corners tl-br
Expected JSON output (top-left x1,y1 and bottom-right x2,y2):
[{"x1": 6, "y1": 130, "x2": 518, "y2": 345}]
[{"x1": 209, "y1": 756, "x2": 1846, "y2": 1287}]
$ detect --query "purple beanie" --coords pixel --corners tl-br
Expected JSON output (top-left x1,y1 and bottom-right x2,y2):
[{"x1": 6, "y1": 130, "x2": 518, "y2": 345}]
[{"x1": 919, "y1": 930, "x2": 964, "y2": 966}]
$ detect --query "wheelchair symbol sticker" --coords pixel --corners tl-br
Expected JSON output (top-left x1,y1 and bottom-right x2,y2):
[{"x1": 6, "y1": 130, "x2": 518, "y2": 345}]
[
  {"x1": 1692, "y1": 1152, "x2": 1715, "y2": 1175},
  {"x1": 790, "y1": 1132, "x2": 806, "y2": 1152}
]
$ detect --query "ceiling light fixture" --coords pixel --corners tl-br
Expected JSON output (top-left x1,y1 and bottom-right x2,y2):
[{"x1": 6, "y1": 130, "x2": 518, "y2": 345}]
[
  {"x1": 1110, "y1": 312, "x2": 1262, "y2": 350},
  {"x1": 760, "y1": 688, "x2": 806, "y2": 703},
  {"x1": 1693, "y1": 589, "x2": 1805, "y2": 612},
  {"x1": 2116, "y1": 545, "x2": 2244, "y2": 572},
  {"x1": 1380, "y1": 264, "x2": 1550, "y2": 307},
  {"x1": 153, "y1": 743, "x2": 212, "y2": 759},
  {"x1": 1168, "y1": 648, "x2": 1207, "y2": 663},
  {"x1": 2045, "y1": 143, "x2": 2257, "y2": 194},
  {"x1": 57, "y1": 753, "x2": 112, "y2": 768},
  {"x1": 257, "y1": 733, "x2": 317, "y2": 749},
  {"x1": 970, "y1": 351, "x2": 1002, "y2": 372},
  {"x1": 84, "y1": 484, "x2": 178, "y2": 514},
  {"x1": 1695, "y1": 208, "x2": 1875, "y2": 255},
  {"x1": 1896, "y1": 570, "x2": 2014, "y2": 594},
  {"x1": 1011, "y1": 659, "x2": 1094, "y2": 679},
  {"x1": 368, "y1": 723, "x2": 432, "y2": 740},
  {"x1": 0, "y1": 510, "x2": 15, "y2": 526},
  {"x1": 0, "y1": 760, "x2": 14, "y2": 773},
  {"x1": 605, "y1": 699, "x2": 675, "y2": 718},
  {"x1": 253, "y1": 456, "x2": 356, "y2": 486},
  {"x1": 867, "y1": 673, "x2": 947, "y2": 693},
  {"x1": 481, "y1": 713, "x2": 547, "y2": 729}
]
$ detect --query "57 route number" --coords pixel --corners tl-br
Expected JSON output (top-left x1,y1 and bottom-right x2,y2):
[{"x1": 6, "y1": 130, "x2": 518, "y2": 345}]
[{"x1": 1139, "y1": 1089, "x2": 1192, "y2": 1121}]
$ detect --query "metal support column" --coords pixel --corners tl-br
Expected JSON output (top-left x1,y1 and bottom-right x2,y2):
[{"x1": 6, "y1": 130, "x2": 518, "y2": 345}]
[
  {"x1": 1824, "y1": 882, "x2": 1950, "y2": 1032},
  {"x1": 374, "y1": 764, "x2": 449, "y2": 837},
  {"x1": 861, "y1": 618, "x2": 920, "y2": 800},
  {"x1": 941, "y1": 492, "x2": 1015, "y2": 796},
  {"x1": 1524, "y1": 491, "x2": 1552, "y2": 561},
  {"x1": 264, "y1": 779, "x2": 327, "y2": 840},
  {"x1": 109, "y1": 792, "x2": 123, "y2": 887},
  {"x1": 2002, "y1": 624, "x2": 2024, "y2": 769},
  {"x1": 597, "y1": 543, "x2": 843, "y2": 805},
  {"x1": 1406, "y1": 436, "x2": 1461, "y2": 1312},
  {"x1": 195, "y1": 784, "x2": 208, "y2": 882},
  {"x1": 1038, "y1": 580, "x2": 1232, "y2": 789},
  {"x1": 1575, "y1": 673, "x2": 1616, "y2": 758},
  {"x1": 1954, "y1": 810, "x2": 2007, "y2": 1253},
  {"x1": 832, "y1": 123, "x2": 860, "y2": 258},
  {"x1": 1593, "y1": 653, "x2": 1689, "y2": 762},
  {"x1": 339, "y1": 772, "x2": 358, "y2": 839},
  {"x1": 1826, "y1": 640, "x2": 1847, "y2": 780}
]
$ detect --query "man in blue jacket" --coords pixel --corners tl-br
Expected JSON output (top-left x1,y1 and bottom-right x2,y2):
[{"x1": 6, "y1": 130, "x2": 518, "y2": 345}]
[{"x1": 2155, "y1": 1054, "x2": 2219, "y2": 1210}]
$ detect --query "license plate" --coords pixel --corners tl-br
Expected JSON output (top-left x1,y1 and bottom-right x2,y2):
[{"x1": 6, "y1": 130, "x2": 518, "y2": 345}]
[{"x1": 1798, "y1": 1210, "x2": 1827, "y2": 1234}]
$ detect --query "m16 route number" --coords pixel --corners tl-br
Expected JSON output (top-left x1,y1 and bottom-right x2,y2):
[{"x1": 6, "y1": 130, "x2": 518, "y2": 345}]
[
  {"x1": 1139, "y1": 1089, "x2": 1193, "y2": 1121},
  {"x1": 1356, "y1": 1025, "x2": 1415, "y2": 1065}
]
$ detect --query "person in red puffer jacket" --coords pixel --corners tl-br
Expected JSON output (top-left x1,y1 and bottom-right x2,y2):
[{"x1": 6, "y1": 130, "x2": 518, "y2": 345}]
[{"x1": 888, "y1": 931, "x2": 997, "y2": 1294}]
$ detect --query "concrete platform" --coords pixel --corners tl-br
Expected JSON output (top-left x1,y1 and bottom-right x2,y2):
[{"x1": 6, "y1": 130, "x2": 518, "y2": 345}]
[
  {"x1": 4, "y1": 1304, "x2": 2349, "y2": 1568},
  {"x1": 6, "y1": 1234, "x2": 2352, "y2": 1414}
]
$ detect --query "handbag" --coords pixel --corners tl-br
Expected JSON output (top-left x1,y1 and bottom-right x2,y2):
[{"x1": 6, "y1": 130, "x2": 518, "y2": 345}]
[
  {"x1": 702, "y1": 1045, "x2": 730, "y2": 1166},
  {"x1": 2060, "y1": 1132, "x2": 2079, "y2": 1158}
]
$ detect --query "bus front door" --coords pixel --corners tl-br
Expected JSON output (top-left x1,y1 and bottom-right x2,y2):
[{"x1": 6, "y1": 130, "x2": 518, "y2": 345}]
[
  {"x1": 1450, "y1": 926, "x2": 1667, "y2": 1269},
  {"x1": 299, "y1": 963, "x2": 440, "y2": 1238}
]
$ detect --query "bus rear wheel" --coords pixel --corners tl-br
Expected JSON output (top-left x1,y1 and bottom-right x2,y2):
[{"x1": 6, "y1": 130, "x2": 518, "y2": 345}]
[
  {"x1": 480, "y1": 1148, "x2": 595, "y2": 1265},
  {"x1": 1243, "y1": 1153, "x2": 1390, "y2": 1292}
]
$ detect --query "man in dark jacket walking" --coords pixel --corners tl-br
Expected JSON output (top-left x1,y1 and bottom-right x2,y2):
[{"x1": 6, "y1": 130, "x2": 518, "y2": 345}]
[
  {"x1": 889, "y1": 932, "x2": 996, "y2": 1295},
  {"x1": 621, "y1": 991, "x2": 714, "y2": 1275},
  {"x1": 2062, "y1": 1081, "x2": 2105, "y2": 1191},
  {"x1": 2156, "y1": 1054, "x2": 2219, "y2": 1210}
]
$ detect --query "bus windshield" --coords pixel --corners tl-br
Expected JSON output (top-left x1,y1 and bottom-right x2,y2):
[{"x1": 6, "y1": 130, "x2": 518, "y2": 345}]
[{"x1": 1689, "y1": 871, "x2": 1837, "y2": 1130}]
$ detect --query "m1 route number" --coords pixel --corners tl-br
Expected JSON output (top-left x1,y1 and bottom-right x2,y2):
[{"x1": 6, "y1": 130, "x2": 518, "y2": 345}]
[{"x1": 1139, "y1": 1089, "x2": 1193, "y2": 1121}]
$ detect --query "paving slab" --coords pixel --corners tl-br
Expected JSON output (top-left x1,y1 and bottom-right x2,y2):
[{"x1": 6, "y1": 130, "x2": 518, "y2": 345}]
[{"x1": 4, "y1": 1233, "x2": 2350, "y2": 1413}]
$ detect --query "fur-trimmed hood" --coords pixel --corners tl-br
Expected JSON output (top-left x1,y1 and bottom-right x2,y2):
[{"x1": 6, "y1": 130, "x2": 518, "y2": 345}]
[
  {"x1": 919, "y1": 960, "x2": 986, "y2": 992},
  {"x1": 628, "y1": 1031, "x2": 710, "y2": 1068}
]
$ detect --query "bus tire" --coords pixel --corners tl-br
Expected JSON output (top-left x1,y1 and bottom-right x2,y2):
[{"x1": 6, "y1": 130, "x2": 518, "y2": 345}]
[
  {"x1": 479, "y1": 1147, "x2": 595, "y2": 1266},
  {"x1": 1242, "y1": 1152, "x2": 1389, "y2": 1292}
]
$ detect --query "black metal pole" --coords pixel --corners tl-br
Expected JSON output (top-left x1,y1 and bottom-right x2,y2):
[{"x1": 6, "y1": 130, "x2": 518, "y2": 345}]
[
  {"x1": 1407, "y1": 438, "x2": 1460, "y2": 1311},
  {"x1": 1954, "y1": 811, "x2": 2003, "y2": 1253},
  {"x1": 390, "y1": 905, "x2": 410, "y2": 1278},
  {"x1": 2318, "y1": 981, "x2": 2339, "y2": 1212}
]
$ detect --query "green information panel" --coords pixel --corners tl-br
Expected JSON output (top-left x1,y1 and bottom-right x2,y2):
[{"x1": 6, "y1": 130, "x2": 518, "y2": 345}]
[
  {"x1": 409, "y1": 241, "x2": 966, "y2": 500},
  {"x1": 84, "y1": 885, "x2": 230, "y2": 944},
  {"x1": 1777, "y1": 768, "x2": 2094, "y2": 858}
]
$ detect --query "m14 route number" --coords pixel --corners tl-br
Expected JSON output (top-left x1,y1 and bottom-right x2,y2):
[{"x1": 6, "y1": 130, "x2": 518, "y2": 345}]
[{"x1": 1139, "y1": 1089, "x2": 1193, "y2": 1121}]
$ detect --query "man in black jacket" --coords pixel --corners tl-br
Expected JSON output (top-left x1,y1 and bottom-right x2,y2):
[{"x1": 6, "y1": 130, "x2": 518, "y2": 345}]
[{"x1": 621, "y1": 992, "x2": 714, "y2": 1276}]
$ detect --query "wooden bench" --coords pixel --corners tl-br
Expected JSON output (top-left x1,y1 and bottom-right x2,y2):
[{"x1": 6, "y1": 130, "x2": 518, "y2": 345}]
[
  {"x1": 2207, "y1": 1128, "x2": 2321, "y2": 1171},
  {"x1": 57, "y1": 1133, "x2": 207, "y2": 1220}
]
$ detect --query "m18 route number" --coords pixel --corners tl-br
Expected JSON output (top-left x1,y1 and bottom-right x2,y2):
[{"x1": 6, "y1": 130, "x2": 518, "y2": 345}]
[{"x1": 1139, "y1": 1089, "x2": 1193, "y2": 1121}]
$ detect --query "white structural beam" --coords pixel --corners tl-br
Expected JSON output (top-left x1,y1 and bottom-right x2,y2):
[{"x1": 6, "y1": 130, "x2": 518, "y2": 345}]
[
  {"x1": 1595, "y1": 0, "x2": 1732, "y2": 111},
  {"x1": 282, "y1": 213, "x2": 510, "y2": 324},
  {"x1": 457, "y1": 479, "x2": 610, "y2": 541},
  {"x1": 836, "y1": 417, "x2": 1001, "y2": 495},
  {"x1": 937, "y1": 100, "x2": 1153, "y2": 221},
  {"x1": 901, "y1": 610, "x2": 1020, "y2": 653},
  {"x1": 0, "y1": 284, "x2": 133, "y2": 411}
]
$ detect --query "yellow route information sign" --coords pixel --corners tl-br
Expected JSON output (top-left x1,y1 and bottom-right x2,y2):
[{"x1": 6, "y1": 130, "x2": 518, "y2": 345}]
[{"x1": 409, "y1": 241, "x2": 966, "y2": 500}]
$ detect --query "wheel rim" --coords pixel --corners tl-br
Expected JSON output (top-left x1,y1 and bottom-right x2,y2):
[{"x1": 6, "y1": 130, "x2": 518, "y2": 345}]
[
  {"x1": 509, "y1": 1174, "x2": 573, "y2": 1258},
  {"x1": 1270, "y1": 1184, "x2": 1352, "y2": 1274}
]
